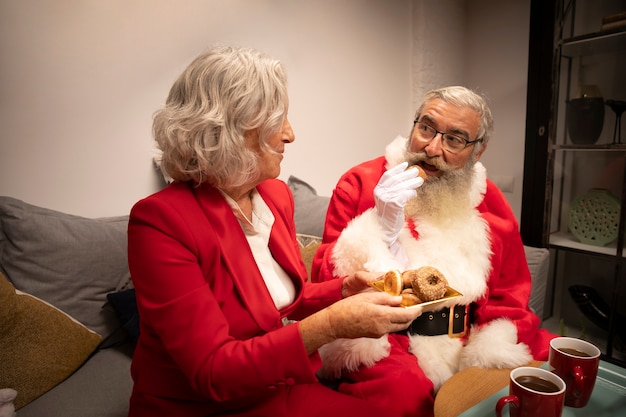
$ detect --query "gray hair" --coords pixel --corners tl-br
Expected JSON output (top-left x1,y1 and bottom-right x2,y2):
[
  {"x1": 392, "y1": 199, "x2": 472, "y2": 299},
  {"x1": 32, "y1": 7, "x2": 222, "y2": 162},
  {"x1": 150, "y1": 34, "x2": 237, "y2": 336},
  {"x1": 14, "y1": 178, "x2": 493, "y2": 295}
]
[
  {"x1": 413, "y1": 86, "x2": 494, "y2": 154},
  {"x1": 153, "y1": 46, "x2": 288, "y2": 187}
]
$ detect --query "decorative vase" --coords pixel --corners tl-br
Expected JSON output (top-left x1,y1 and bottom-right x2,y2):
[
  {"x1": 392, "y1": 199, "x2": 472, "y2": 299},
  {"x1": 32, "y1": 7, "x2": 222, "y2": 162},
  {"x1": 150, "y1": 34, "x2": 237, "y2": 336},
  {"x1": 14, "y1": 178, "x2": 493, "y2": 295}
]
[
  {"x1": 568, "y1": 188, "x2": 620, "y2": 246},
  {"x1": 569, "y1": 285, "x2": 626, "y2": 345},
  {"x1": 568, "y1": 285, "x2": 610, "y2": 331},
  {"x1": 566, "y1": 85, "x2": 605, "y2": 145}
]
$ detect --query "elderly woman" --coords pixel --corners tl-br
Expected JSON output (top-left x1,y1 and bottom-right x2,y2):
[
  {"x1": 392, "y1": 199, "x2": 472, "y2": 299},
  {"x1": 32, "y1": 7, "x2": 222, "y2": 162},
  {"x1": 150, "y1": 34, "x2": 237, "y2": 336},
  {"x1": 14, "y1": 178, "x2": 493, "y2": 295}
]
[{"x1": 127, "y1": 46, "x2": 422, "y2": 417}]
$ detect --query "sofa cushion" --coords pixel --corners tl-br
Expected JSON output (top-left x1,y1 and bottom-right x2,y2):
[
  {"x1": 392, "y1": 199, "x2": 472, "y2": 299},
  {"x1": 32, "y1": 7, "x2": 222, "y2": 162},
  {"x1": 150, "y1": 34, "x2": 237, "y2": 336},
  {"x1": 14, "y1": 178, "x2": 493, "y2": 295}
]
[
  {"x1": 524, "y1": 245, "x2": 550, "y2": 319},
  {"x1": 0, "y1": 196, "x2": 131, "y2": 338},
  {"x1": 288, "y1": 176, "x2": 330, "y2": 237},
  {"x1": 0, "y1": 273, "x2": 102, "y2": 410},
  {"x1": 16, "y1": 343, "x2": 133, "y2": 417}
]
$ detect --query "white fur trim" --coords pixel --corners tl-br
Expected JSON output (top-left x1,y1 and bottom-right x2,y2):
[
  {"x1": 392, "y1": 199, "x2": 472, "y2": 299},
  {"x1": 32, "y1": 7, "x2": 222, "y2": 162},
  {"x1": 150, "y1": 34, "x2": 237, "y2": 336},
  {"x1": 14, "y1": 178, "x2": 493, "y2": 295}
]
[
  {"x1": 409, "y1": 335, "x2": 463, "y2": 391},
  {"x1": 469, "y1": 162, "x2": 487, "y2": 208},
  {"x1": 399, "y1": 215, "x2": 491, "y2": 306},
  {"x1": 384, "y1": 136, "x2": 409, "y2": 168},
  {"x1": 317, "y1": 336, "x2": 391, "y2": 379},
  {"x1": 459, "y1": 318, "x2": 532, "y2": 370},
  {"x1": 331, "y1": 208, "x2": 403, "y2": 276}
]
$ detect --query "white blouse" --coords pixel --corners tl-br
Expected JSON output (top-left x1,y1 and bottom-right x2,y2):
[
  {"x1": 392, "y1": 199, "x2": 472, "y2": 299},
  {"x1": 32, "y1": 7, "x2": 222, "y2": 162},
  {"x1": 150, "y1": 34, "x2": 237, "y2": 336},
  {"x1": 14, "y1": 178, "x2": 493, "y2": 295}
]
[{"x1": 220, "y1": 189, "x2": 296, "y2": 310}]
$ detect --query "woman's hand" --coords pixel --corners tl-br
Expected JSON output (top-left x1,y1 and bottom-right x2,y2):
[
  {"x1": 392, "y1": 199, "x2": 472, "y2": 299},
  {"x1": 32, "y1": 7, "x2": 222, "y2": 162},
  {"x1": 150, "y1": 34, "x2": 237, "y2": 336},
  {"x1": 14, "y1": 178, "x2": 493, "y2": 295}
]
[
  {"x1": 341, "y1": 271, "x2": 382, "y2": 297},
  {"x1": 327, "y1": 292, "x2": 422, "y2": 338},
  {"x1": 299, "y1": 291, "x2": 423, "y2": 354}
]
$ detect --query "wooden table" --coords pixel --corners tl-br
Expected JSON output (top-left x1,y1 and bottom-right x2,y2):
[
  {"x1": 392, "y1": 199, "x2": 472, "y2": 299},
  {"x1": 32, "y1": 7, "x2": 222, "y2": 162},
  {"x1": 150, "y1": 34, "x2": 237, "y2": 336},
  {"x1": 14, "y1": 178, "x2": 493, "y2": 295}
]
[{"x1": 434, "y1": 361, "x2": 543, "y2": 417}]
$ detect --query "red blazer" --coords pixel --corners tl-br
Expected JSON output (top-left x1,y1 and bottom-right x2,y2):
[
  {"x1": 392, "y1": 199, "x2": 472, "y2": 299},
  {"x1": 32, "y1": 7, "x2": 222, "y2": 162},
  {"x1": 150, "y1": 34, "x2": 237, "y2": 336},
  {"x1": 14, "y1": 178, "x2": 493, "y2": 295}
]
[{"x1": 127, "y1": 179, "x2": 343, "y2": 416}]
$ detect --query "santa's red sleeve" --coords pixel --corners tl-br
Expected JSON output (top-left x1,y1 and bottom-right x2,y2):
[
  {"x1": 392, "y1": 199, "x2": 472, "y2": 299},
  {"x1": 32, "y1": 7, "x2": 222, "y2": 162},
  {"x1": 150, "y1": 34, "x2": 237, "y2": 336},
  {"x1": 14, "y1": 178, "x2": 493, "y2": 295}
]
[{"x1": 460, "y1": 185, "x2": 557, "y2": 369}]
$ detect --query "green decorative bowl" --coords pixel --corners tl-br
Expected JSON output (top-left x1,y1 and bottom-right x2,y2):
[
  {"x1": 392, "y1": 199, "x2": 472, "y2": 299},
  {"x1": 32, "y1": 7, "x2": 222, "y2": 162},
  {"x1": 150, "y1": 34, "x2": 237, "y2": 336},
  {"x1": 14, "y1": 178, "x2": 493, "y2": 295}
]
[{"x1": 568, "y1": 188, "x2": 620, "y2": 246}]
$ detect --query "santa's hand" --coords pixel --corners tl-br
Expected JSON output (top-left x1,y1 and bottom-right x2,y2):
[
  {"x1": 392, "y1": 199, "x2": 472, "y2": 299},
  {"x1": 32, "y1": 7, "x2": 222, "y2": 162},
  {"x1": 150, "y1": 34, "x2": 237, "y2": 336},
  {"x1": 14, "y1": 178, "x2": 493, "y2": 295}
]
[{"x1": 374, "y1": 162, "x2": 423, "y2": 246}]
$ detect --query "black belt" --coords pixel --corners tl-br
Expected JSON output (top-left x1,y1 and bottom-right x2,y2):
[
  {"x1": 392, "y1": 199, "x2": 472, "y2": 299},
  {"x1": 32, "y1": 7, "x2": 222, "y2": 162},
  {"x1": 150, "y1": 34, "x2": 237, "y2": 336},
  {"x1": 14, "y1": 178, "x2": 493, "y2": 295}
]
[{"x1": 407, "y1": 305, "x2": 469, "y2": 338}]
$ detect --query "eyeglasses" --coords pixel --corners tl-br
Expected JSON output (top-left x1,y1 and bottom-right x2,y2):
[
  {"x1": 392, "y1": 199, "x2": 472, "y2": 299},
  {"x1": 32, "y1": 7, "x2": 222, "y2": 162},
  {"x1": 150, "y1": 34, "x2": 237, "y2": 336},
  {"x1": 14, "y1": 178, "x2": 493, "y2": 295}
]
[{"x1": 413, "y1": 120, "x2": 483, "y2": 154}]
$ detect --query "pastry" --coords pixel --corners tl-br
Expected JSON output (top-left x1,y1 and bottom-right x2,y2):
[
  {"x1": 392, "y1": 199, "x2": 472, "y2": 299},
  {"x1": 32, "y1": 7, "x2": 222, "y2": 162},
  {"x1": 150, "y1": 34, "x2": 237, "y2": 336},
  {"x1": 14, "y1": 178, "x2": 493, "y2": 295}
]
[
  {"x1": 410, "y1": 266, "x2": 448, "y2": 301},
  {"x1": 383, "y1": 269, "x2": 403, "y2": 296},
  {"x1": 407, "y1": 164, "x2": 427, "y2": 181},
  {"x1": 374, "y1": 267, "x2": 448, "y2": 306}
]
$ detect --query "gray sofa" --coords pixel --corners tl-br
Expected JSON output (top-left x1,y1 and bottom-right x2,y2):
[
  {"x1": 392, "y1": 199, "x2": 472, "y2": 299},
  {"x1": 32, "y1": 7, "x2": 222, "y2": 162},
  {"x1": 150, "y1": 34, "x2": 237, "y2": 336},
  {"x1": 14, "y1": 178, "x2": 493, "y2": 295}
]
[
  {"x1": 0, "y1": 177, "x2": 550, "y2": 417},
  {"x1": 0, "y1": 196, "x2": 134, "y2": 417}
]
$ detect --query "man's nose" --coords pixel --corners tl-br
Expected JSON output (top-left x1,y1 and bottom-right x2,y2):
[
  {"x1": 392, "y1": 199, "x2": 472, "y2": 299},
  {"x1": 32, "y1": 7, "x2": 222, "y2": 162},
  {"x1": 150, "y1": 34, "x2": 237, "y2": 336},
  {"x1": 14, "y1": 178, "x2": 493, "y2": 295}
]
[{"x1": 424, "y1": 132, "x2": 444, "y2": 156}]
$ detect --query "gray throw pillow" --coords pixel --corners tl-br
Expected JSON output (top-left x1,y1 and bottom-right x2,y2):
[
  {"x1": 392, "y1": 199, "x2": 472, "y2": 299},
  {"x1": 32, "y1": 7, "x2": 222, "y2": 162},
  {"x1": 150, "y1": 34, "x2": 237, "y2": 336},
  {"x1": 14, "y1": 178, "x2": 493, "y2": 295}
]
[
  {"x1": 0, "y1": 196, "x2": 130, "y2": 338},
  {"x1": 287, "y1": 176, "x2": 330, "y2": 238}
]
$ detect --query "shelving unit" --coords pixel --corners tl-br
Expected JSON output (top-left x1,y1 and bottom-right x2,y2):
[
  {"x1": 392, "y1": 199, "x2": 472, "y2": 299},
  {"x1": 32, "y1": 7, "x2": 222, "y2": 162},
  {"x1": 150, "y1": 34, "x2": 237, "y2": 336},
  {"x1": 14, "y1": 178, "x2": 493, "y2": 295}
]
[{"x1": 540, "y1": 0, "x2": 626, "y2": 367}]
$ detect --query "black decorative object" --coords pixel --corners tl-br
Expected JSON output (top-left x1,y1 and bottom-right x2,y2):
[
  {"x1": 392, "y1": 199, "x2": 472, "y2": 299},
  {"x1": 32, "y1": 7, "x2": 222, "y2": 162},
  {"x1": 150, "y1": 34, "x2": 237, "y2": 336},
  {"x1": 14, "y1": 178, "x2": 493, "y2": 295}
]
[
  {"x1": 566, "y1": 85, "x2": 605, "y2": 144},
  {"x1": 567, "y1": 98, "x2": 605, "y2": 144},
  {"x1": 569, "y1": 285, "x2": 611, "y2": 330},
  {"x1": 605, "y1": 99, "x2": 626, "y2": 144},
  {"x1": 569, "y1": 285, "x2": 626, "y2": 347}
]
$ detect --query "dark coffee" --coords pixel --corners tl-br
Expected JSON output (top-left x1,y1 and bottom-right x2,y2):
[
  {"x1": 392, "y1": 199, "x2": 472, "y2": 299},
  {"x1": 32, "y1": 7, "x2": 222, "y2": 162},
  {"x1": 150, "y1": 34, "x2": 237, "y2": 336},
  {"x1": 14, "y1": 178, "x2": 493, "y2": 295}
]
[
  {"x1": 515, "y1": 375, "x2": 560, "y2": 393},
  {"x1": 558, "y1": 347, "x2": 592, "y2": 357}
]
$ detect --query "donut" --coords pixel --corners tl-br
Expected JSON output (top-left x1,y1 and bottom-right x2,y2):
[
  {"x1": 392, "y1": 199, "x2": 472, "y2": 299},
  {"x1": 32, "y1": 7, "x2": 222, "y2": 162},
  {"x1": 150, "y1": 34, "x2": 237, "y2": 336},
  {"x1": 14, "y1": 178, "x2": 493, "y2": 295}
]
[
  {"x1": 377, "y1": 267, "x2": 448, "y2": 306},
  {"x1": 410, "y1": 266, "x2": 448, "y2": 301},
  {"x1": 407, "y1": 164, "x2": 427, "y2": 181},
  {"x1": 400, "y1": 291, "x2": 422, "y2": 307},
  {"x1": 383, "y1": 269, "x2": 403, "y2": 296},
  {"x1": 401, "y1": 270, "x2": 415, "y2": 288}
]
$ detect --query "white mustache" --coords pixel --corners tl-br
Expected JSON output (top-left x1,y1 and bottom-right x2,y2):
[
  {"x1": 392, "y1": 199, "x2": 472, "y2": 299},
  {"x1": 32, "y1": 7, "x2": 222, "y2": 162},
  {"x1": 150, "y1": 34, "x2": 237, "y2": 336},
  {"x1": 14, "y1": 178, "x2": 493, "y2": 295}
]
[{"x1": 406, "y1": 152, "x2": 450, "y2": 172}]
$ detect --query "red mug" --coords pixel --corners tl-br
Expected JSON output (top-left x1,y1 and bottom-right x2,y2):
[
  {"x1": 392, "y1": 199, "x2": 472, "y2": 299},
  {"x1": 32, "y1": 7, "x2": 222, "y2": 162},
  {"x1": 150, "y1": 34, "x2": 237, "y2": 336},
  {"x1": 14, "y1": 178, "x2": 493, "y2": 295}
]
[
  {"x1": 496, "y1": 366, "x2": 565, "y2": 417},
  {"x1": 549, "y1": 336, "x2": 600, "y2": 408}
]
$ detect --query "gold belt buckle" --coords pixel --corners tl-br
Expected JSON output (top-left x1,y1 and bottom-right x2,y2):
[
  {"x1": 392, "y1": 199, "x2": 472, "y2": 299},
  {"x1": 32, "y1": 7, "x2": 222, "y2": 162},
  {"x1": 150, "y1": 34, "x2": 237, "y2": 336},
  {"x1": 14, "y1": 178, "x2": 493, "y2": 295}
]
[{"x1": 448, "y1": 305, "x2": 469, "y2": 338}]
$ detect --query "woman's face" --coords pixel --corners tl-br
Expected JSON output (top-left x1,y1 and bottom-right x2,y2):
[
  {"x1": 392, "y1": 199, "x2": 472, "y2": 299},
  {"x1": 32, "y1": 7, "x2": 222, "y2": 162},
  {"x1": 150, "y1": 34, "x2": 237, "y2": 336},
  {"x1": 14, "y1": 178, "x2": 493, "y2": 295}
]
[{"x1": 246, "y1": 117, "x2": 295, "y2": 182}]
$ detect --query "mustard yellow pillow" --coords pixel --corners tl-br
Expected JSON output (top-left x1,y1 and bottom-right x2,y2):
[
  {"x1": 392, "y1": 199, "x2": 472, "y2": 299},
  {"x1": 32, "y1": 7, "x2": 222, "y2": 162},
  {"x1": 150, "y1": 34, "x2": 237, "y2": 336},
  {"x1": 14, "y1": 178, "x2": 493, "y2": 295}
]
[
  {"x1": 297, "y1": 235, "x2": 322, "y2": 279},
  {"x1": 0, "y1": 273, "x2": 102, "y2": 410}
]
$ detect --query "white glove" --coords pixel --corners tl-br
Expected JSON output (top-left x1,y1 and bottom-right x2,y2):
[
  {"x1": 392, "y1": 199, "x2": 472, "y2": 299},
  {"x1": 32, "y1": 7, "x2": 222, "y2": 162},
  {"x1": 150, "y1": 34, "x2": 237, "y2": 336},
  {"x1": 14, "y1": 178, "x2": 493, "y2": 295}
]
[{"x1": 374, "y1": 161, "x2": 424, "y2": 247}]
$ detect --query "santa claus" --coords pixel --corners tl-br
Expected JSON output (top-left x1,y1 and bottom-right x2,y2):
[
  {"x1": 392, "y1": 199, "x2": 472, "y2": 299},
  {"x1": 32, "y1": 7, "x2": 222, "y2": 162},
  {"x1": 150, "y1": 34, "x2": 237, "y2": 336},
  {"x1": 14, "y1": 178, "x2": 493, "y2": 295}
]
[{"x1": 311, "y1": 86, "x2": 556, "y2": 417}]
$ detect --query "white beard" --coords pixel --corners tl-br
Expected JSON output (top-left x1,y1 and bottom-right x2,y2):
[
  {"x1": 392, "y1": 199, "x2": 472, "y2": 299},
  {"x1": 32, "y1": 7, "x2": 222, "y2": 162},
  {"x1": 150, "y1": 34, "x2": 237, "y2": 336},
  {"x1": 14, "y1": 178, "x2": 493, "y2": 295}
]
[{"x1": 405, "y1": 165, "x2": 475, "y2": 227}]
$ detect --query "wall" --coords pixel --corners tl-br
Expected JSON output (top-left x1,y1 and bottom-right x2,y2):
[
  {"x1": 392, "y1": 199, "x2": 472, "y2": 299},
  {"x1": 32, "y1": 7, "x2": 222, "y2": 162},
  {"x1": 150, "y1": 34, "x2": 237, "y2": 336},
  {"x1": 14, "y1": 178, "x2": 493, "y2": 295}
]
[
  {"x1": 0, "y1": 0, "x2": 412, "y2": 217},
  {"x1": 0, "y1": 0, "x2": 531, "y2": 221},
  {"x1": 466, "y1": 0, "x2": 531, "y2": 221},
  {"x1": 412, "y1": 0, "x2": 531, "y2": 220}
]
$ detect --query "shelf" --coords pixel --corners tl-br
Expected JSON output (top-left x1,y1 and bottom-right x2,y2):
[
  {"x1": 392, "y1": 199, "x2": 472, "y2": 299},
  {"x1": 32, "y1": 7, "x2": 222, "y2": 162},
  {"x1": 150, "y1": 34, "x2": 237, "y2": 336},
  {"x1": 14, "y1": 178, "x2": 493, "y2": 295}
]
[
  {"x1": 561, "y1": 29, "x2": 626, "y2": 57},
  {"x1": 531, "y1": 0, "x2": 626, "y2": 367},
  {"x1": 552, "y1": 144, "x2": 626, "y2": 152},
  {"x1": 549, "y1": 231, "x2": 623, "y2": 257}
]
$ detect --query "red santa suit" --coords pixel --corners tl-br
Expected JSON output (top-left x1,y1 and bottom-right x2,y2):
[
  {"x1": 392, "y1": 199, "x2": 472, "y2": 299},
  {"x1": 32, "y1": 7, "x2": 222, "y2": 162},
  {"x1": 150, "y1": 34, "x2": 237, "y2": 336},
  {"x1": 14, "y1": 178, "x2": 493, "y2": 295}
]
[{"x1": 311, "y1": 136, "x2": 556, "y2": 414}]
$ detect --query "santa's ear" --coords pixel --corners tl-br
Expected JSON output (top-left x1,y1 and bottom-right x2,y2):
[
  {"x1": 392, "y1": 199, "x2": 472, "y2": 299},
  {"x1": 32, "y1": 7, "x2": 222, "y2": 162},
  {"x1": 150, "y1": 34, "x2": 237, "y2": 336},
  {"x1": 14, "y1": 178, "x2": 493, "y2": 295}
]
[{"x1": 475, "y1": 142, "x2": 487, "y2": 160}]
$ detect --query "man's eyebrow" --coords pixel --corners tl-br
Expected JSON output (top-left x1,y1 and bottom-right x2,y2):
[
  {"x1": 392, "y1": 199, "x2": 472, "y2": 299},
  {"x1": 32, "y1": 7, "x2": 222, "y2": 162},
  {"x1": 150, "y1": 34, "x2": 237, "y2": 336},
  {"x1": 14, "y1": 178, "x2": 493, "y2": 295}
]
[
  {"x1": 420, "y1": 114, "x2": 436, "y2": 124},
  {"x1": 448, "y1": 127, "x2": 470, "y2": 140},
  {"x1": 419, "y1": 114, "x2": 470, "y2": 139}
]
